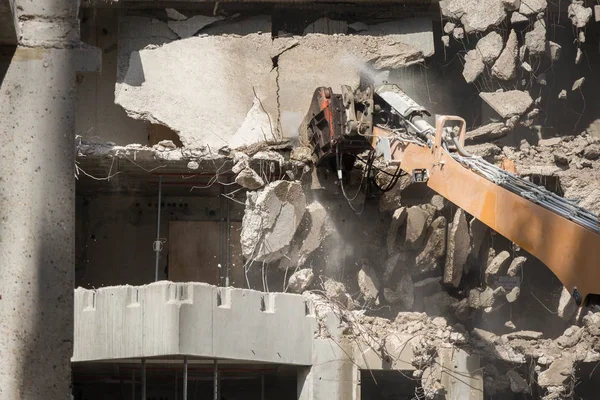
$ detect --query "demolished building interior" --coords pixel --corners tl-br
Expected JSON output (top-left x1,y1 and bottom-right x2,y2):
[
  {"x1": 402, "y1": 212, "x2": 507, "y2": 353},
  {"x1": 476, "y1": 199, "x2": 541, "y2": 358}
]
[{"x1": 3, "y1": 0, "x2": 600, "y2": 399}]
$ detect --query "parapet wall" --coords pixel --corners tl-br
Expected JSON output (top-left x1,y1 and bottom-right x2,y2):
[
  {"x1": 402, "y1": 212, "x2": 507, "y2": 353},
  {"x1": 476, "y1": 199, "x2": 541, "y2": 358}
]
[{"x1": 73, "y1": 281, "x2": 316, "y2": 364}]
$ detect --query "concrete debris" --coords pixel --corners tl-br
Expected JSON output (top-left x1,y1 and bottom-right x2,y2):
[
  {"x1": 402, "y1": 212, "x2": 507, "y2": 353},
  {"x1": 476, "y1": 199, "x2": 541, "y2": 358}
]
[
  {"x1": 348, "y1": 21, "x2": 368, "y2": 32},
  {"x1": 521, "y1": 61, "x2": 532, "y2": 72},
  {"x1": 480, "y1": 90, "x2": 533, "y2": 118},
  {"x1": 568, "y1": 1, "x2": 592, "y2": 28},
  {"x1": 358, "y1": 260, "x2": 381, "y2": 305},
  {"x1": 416, "y1": 216, "x2": 447, "y2": 275},
  {"x1": 462, "y1": 50, "x2": 485, "y2": 83},
  {"x1": 503, "y1": 0, "x2": 521, "y2": 11},
  {"x1": 303, "y1": 18, "x2": 348, "y2": 35},
  {"x1": 379, "y1": 174, "x2": 412, "y2": 212},
  {"x1": 384, "y1": 274, "x2": 414, "y2": 308},
  {"x1": 506, "y1": 370, "x2": 529, "y2": 393},
  {"x1": 439, "y1": 0, "x2": 507, "y2": 32},
  {"x1": 387, "y1": 207, "x2": 408, "y2": 255},
  {"x1": 511, "y1": 12, "x2": 529, "y2": 24},
  {"x1": 583, "y1": 144, "x2": 600, "y2": 160},
  {"x1": 466, "y1": 122, "x2": 509, "y2": 143},
  {"x1": 575, "y1": 47, "x2": 582, "y2": 64},
  {"x1": 430, "y1": 195, "x2": 445, "y2": 211},
  {"x1": 557, "y1": 287, "x2": 577, "y2": 320},
  {"x1": 519, "y1": 0, "x2": 547, "y2": 16},
  {"x1": 468, "y1": 286, "x2": 503, "y2": 309},
  {"x1": 469, "y1": 218, "x2": 488, "y2": 261},
  {"x1": 492, "y1": 29, "x2": 518, "y2": 80},
  {"x1": 444, "y1": 209, "x2": 469, "y2": 288},
  {"x1": 323, "y1": 279, "x2": 354, "y2": 309},
  {"x1": 557, "y1": 326, "x2": 583, "y2": 348},
  {"x1": 383, "y1": 252, "x2": 404, "y2": 282},
  {"x1": 404, "y1": 206, "x2": 430, "y2": 250},
  {"x1": 423, "y1": 291, "x2": 458, "y2": 315},
  {"x1": 572, "y1": 77, "x2": 585, "y2": 91},
  {"x1": 441, "y1": 35, "x2": 450, "y2": 47},
  {"x1": 558, "y1": 89, "x2": 567, "y2": 100},
  {"x1": 507, "y1": 256, "x2": 526, "y2": 277},
  {"x1": 476, "y1": 31, "x2": 504, "y2": 64},
  {"x1": 241, "y1": 180, "x2": 306, "y2": 263},
  {"x1": 235, "y1": 167, "x2": 265, "y2": 190},
  {"x1": 290, "y1": 146, "x2": 312, "y2": 163},
  {"x1": 168, "y1": 15, "x2": 224, "y2": 38},
  {"x1": 578, "y1": 30, "x2": 585, "y2": 43},
  {"x1": 443, "y1": 21, "x2": 456, "y2": 34},
  {"x1": 505, "y1": 286, "x2": 520, "y2": 302},
  {"x1": 187, "y1": 160, "x2": 200, "y2": 170},
  {"x1": 546, "y1": 41, "x2": 561, "y2": 62},
  {"x1": 485, "y1": 250, "x2": 511, "y2": 286},
  {"x1": 166, "y1": 8, "x2": 188, "y2": 21},
  {"x1": 525, "y1": 20, "x2": 546, "y2": 56},
  {"x1": 452, "y1": 27, "x2": 465, "y2": 40},
  {"x1": 287, "y1": 268, "x2": 314, "y2": 293},
  {"x1": 537, "y1": 357, "x2": 574, "y2": 387}
]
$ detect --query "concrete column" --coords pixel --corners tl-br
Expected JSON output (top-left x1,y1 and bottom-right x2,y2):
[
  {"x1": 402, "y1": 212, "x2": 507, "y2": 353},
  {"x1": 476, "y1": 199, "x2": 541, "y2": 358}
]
[
  {"x1": 0, "y1": 0, "x2": 83, "y2": 398},
  {"x1": 297, "y1": 338, "x2": 361, "y2": 400}
]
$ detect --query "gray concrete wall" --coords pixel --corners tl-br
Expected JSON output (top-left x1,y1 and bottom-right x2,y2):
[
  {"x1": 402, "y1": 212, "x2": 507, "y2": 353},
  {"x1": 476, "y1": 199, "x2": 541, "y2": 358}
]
[
  {"x1": 73, "y1": 282, "x2": 317, "y2": 365},
  {"x1": 76, "y1": 193, "x2": 244, "y2": 288}
]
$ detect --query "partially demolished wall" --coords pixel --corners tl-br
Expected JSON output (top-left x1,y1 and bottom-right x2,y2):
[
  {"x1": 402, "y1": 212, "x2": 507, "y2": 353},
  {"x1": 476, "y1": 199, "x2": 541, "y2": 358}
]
[{"x1": 76, "y1": 3, "x2": 600, "y2": 398}]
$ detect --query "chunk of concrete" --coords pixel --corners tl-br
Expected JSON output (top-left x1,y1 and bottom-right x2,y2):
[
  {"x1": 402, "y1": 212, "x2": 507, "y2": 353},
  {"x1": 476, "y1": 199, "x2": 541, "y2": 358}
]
[
  {"x1": 463, "y1": 49, "x2": 485, "y2": 83},
  {"x1": 430, "y1": 195, "x2": 446, "y2": 211},
  {"x1": 572, "y1": 77, "x2": 585, "y2": 91},
  {"x1": 323, "y1": 279, "x2": 354, "y2": 309},
  {"x1": 465, "y1": 122, "x2": 508, "y2": 143},
  {"x1": 480, "y1": 91, "x2": 533, "y2": 118},
  {"x1": 444, "y1": 21, "x2": 456, "y2": 34},
  {"x1": 441, "y1": 35, "x2": 450, "y2": 47},
  {"x1": 115, "y1": 34, "x2": 278, "y2": 150},
  {"x1": 379, "y1": 174, "x2": 412, "y2": 212},
  {"x1": 492, "y1": 29, "x2": 518, "y2": 80},
  {"x1": 511, "y1": 12, "x2": 529, "y2": 24},
  {"x1": 235, "y1": 167, "x2": 265, "y2": 190},
  {"x1": 477, "y1": 31, "x2": 504, "y2": 64},
  {"x1": 557, "y1": 287, "x2": 578, "y2": 320},
  {"x1": 568, "y1": 1, "x2": 592, "y2": 28},
  {"x1": 485, "y1": 250, "x2": 511, "y2": 285},
  {"x1": 546, "y1": 41, "x2": 561, "y2": 62},
  {"x1": 358, "y1": 261, "x2": 381, "y2": 304},
  {"x1": 439, "y1": 0, "x2": 507, "y2": 32},
  {"x1": 537, "y1": 357, "x2": 574, "y2": 387},
  {"x1": 503, "y1": 0, "x2": 521, "y2": 11},
  {"x1": 453, "y1": 27, "x2": 465, "y2": 40},
  {"x1": 404, "y1": 206, "x2": 429, "y2": 250},
  {"x1": 525, "y1": 20, "x2": 546, "y2": 56},
  {"x1": 468, "y1": 287, "x2": 497, "y2": 308},
  {"x1": 506, "y1": 370, "x2": 529, "y2": 393},
  {"x1": 507, "y1": 256, "x2": 526, "y2": 277},
  {"x1": 241, "y1": 180, "x2": 306, "y2": 262},
  {"x1": 168, "y1": 15, "x2": 223, "y2": 38},
  {"x1": 519, "y1": 0, "x2": 547, "y2": 16},
  {"x1": 444, "y1": 209, "x2": 470, "y2": 288},
  {"x1": 387, "y1": 207, "x2": 407, "y2": 255},
  {"x1": 287, "y1": 268, "x2": 315, "y2": 293},
  {"x1": 416, "y1": 216, "x2": 447, "y2": 275}
]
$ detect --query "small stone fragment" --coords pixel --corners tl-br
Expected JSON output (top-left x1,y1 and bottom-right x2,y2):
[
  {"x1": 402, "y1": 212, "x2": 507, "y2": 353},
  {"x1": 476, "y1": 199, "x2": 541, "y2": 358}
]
[
  {"x1": 430, "y1": 195, "x2": 445, "y2": 211},
  {"x1": 578, "y1": 30, "x2": 586, "y2": 43},
  {"x1": 537, "y1": 357, "x2": 574, "y2": 387},
  {"x1": 568, "y1": 1, "x2": 593, "y2": 28},
  {"x1": 441, "y1": 35, "x2": 450, "y2": 47},
  {"x1": 387, "y1": 207, "x2": 408, "y2": 255},
  {"x1": 557, "y1": 287, "x2": 578, "y2": 320},
  {"x1": 463, "y1": 49, "x2": 485, "y2": 83},
  {"x1": 503, "y1": 0, "x2": 521, "y2": 11},
  {"x1": 506, "y1": 287, "x2": 520, "y2": 303},
  {"x1": 492, "y1": 30, "x2": 518, "y2": 80},
  {"x1": 575, "y1": 48, "x2": 582, "y2": 64},
  {"x1": 572, "y1": 77, "x2": 585, "y2": 91},
  {"x1": 287, "y1": 268, "x2": 314, "y2": 293},
  {"x1": 507, "y1": 256, "x2": 526, "y2": 277},
  {"x1": 444, "y1": 209, "x2": 470, "y2": 288},
  {"x1": 546, "y1": 41, "x2": 561, "y2": 62},
  {"x1": 453, "y1": 27, "x2": 465, "y2": 40},
  {"x1": 558, "y1": 89, "x2": 567, "y2": 100},
  {"x1": 525, "y1": 20, "x2": 546, "y2": 56},
  {"x1": 444, "y1": 21, "x2": 456, "y2": 34},
  {"x1": 583, "y1": 144, "x2": 600, "y2": 160},
  {"x1": 519, "y1": 0, "x2": 547, "y2": 16},
  {"x1": 485, "y1": 250, "x2": 512, "y2": 285},
  {"x1": 404, "y1": 206, "x2": 429, "y2": 250},
  {"x1": 323, "y1": 279, "x2": 353, "y2": 308}
]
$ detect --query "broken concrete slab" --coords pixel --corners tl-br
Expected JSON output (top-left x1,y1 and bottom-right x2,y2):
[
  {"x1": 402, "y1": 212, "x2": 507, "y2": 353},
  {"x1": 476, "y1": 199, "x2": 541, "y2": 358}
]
[
  {"x1": 235, "y1": 167, "x2": 265, "y2": 190},
  {"x1": 462, "y1": 49, "x2": 485, "y2": 83},
  {"x1": 384, "y1": 274, "x2": 414, "y2": 308},
  {"x1": 557, "y1": 287, "x2": 578, "y2": 320},
  {"x1": 287, "y1": 268, "x2": 314, "y2": 293},
  {"x1": 506, "y1": 370, "x2": 529, "y2": 393},
  {"x1": 485, "y1": 250, "x2": 511, "y2": 286},
  {"x1": 519, "y1": 0, "x2": 547, "y2": 16},
  {"x1": 480, "y1": 91, "x2": 533, "y2": 118},
  {"x1": 465, "y1": 122, "x2": 509, "y2": 143},
  {"x1": 168, "y1": 15, "x2": 223, "y2": 39},
  {"x1": 387, "y1": 207, "x2": 408, "y2": 255},
  {"x1": 503, "y1": 0, "x2": 521, "y2": 11},
  {"x1": 115, "y1": 34, "x2": 279, "y2": 150},
  {"x1": 444, "y1": 209, "x2": 469, "y2": 288},
  {"x1": 507, "y1": 256, "x2": 526, "y2": 277},
  {"x1": 546, "y1": 41, "x2": 561, "y2": 62},
  {"x1": 241, "y1": 180, "x2": 306, "y2": 263},
  {"x1": 575, "y1": 47, "x2": 582, "y2": 64},
  {"x1": 568, "y1": 1, "x2": 592, "y2": 28},
  {"x1": 404, "y1": 206, "x2": 429, "y2": 250},
  {"x1": 453, "y1": 27, "x2": 465, "y2": 40},
  {"x1": 476, "y1": 31, "x2": 504, "y2": 64},
  {"x1": 439, "y1": 0, "x2": 507, "y2": 32},
  {"x1": 525, "y1": 19, "x2": 546, "y2": 56},
  {"x1": 416, "y1": 216, "x2": 447, "y2": 275},
  {"x1": 511, "y1": 12, "x2": 529, "y2": 24},
  {"x1": 492, "y1": 29, "x2": 518, "y2": 80},
  {"x1": 383, "y1": 252, "x2": 406, "y2": 282},
  {"x1": 444, "y1": 21, "x2": 456, "y2": 34},
  {"x1": 465, "y1": 143, "x2": 502, "y2": 158},
  {"x1": 537, "y1": 357, "x2": 574, "y2": 387}
]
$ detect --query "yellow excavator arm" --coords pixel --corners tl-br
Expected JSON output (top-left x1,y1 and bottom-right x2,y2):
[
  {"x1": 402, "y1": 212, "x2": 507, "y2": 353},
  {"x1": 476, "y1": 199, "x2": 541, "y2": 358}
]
[{"x1": 301, "y1": 84, "x2": 600, "y2": 307}]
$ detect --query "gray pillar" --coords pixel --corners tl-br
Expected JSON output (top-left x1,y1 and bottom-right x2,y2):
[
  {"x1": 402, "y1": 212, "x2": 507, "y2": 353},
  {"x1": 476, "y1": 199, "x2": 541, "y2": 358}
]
[{"x1": 0, "y1": 0, "x2": 82, "y2": 398}]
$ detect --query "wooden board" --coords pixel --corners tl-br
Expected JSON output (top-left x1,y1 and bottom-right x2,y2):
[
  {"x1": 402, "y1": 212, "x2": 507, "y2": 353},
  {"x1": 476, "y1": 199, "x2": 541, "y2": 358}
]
[{"x1": 168, "y1": 221, "x2": 244, "y2": 287}]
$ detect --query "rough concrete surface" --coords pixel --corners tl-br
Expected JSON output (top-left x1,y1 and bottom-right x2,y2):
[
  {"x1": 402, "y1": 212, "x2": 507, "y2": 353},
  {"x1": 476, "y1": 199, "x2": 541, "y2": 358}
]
[
  {"x1": 480, "y1": 91, "x2": 533, "y2": 118},
  {"x1": 444, "y1": 209, "x2": 470, "y2": 288},
  {"x1": 476, "y1": 31, "x2": 503, "y2": 64},
  {"x1": 492, "y1": 29, "x2": 518, "y2": 80},
  {"x1": 440, "y1": 0, "x2": 507, "y2": 32}
]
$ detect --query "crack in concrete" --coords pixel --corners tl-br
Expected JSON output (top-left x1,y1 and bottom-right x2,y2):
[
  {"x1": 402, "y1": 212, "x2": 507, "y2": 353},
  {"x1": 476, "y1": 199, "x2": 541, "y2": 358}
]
[{"x1": 271, "y1": 40, "x2": 299, "y2": 139}]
